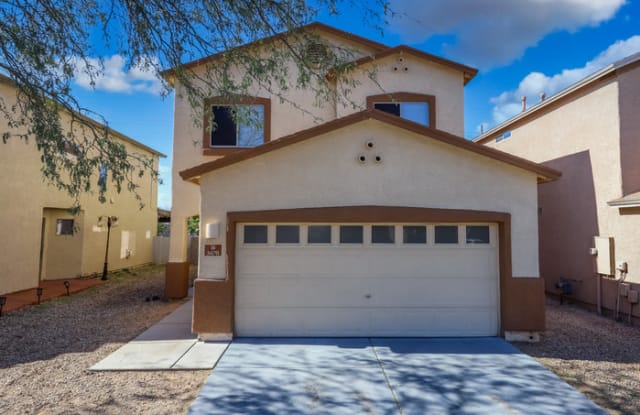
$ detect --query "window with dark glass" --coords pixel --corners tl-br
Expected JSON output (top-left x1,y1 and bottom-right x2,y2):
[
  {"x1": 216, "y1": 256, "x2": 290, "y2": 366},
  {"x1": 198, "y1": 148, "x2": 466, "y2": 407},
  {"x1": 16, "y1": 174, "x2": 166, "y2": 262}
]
[
  {"x1": 434, "y1": 225, "x2": 458, "y2": 244},
  {"x1": 374, "y1": 102, "x2": 430, "y2": 126},
  {"x1": 466, "y1": 226, "x2": 490, "y2": 244},
  {"x1": 244, "y1": 225, "x2": 268, "y2": 243},
  {"x1": 403, "y1": 226, "x2": 427, "y2": 244},
  {"x1": 276, "y1": 225, "x2": 299, "y2": 243},
  {"x1": 210, "y1": 104, "x2": 265, "y2": 147},
  {"x1": 56, "y1": 219, "x2": 74, "y2": 236},
  {"x1": 340, "y1": 225, "x2": 363, "y2": 244},
  {"x1": 372, "y1": 225, "x2": 395, "y2": 244},
  {"x1": 308, "y1": 225, "x2": 331, "y2": 244}
]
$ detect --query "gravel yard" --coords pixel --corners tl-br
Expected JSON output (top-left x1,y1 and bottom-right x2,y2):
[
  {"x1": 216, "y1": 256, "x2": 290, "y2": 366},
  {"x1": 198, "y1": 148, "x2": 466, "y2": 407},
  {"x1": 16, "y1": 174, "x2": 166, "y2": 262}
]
[
  {"x1": 515, "y1": 300, "x2": 640, "y2": 415},
  {"x1": 0, "y1": 265, "x2": 209, "y2": 415},
  {"x1": 3, "y1": 269, "x2": 639, "y2": 415}
]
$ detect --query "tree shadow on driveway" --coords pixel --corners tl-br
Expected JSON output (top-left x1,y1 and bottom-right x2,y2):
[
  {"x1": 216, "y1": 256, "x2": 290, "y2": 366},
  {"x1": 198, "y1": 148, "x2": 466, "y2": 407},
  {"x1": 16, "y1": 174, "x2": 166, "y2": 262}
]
[{"x1": 189, "y1": 337, "x2": 605, "y2": 415}]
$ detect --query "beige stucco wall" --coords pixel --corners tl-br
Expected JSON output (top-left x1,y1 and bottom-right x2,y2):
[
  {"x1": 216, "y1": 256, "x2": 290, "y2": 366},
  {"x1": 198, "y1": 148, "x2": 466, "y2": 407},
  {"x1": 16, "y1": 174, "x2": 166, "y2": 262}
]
[
  {"x1": 169, "y1": 32, "x2": 471, "y2": 263},
  {"x1": 337, "y1": 54, "x2": 465, "y2": 136},
  {"x1": 484, "y1": 77, "x2": 640, "y2": 304},
  {"x1": 618, "y1": 64, "x2": 640, "y2": 196},
  {"x1": 197, "y1": 119, "x2": 540, "y2": 281},
  {"x1": 0, "y1": 82, "x2": 159, "y2": 294}
]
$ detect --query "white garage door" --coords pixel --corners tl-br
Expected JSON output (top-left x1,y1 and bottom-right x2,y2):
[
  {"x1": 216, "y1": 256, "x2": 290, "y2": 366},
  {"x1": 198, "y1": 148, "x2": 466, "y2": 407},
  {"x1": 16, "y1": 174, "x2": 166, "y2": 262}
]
[{"x1": 235, "y1": 223, "x2": 499, "y2": 337}]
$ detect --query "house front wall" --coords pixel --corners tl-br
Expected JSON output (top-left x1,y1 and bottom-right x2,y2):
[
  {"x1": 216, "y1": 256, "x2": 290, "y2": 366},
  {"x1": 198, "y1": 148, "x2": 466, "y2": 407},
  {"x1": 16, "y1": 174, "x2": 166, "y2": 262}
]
[
  {"x1": 0, "y1": 82, "x2": 159, "y2": 294},
  {"x1": 167, "y1": 31, "x2": 381, "y2": 268},
  {"x1": 484, "y1": 77, "x2": 640, "y2": 319},
  {"x1": 192, "y1": 119, "x2": 542, "y2": 336},
  {"x1": 167, "y1": 30, "x2": 469, "y2": 282},
  {"x1": 337, "y1": 55, "x2": 465, "y2": 136}
]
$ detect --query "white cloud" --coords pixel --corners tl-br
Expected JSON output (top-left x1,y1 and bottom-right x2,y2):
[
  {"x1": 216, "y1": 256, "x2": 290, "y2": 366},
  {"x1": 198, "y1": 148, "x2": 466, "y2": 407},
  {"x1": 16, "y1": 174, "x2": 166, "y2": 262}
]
[
  {"x1": 489, "y1": 35, "x2": 640, "y2": 125},
  {"x1": 73, "y1": 55, "x2": 162, "y2": 95},
  {"x1": 388, "y1": 0, "x2": 625, "y2": 68}
]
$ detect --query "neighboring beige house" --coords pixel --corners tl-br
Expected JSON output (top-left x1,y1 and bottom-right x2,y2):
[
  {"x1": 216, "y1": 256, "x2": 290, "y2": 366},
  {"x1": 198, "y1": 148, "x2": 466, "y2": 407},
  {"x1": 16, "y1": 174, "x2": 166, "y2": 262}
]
[
  {"x1": 475, "y1": 53, "x2": 640, "y2": 321},
  {"x1": 0, "y1": 76, "x2": 165, "y2": 295},
  {"x1": 165, "y1": 22, "x2": 559, "y2": 340}
]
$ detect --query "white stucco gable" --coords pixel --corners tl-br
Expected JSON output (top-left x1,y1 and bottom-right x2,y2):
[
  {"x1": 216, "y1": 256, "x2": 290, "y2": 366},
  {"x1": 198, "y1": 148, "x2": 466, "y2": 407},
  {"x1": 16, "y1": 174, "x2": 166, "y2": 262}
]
[{"x1": 184, "y1": 111, "x2": 559, "y2": 281}]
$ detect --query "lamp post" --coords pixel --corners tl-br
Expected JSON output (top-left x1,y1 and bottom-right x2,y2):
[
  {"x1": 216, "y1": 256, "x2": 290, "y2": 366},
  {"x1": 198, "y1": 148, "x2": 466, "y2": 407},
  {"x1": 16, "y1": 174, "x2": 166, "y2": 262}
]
[{"x1": 100, "y1": 216, "x2": 118, "y2": 281}]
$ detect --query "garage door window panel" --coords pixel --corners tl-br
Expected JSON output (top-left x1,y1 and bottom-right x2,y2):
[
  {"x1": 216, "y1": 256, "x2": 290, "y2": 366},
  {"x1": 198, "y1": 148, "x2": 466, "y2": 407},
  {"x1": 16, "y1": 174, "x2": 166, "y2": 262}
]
[
  {"x1": 308, "y1": 225, "x2": 331, "y2": 244},
  {"x1": 276, "y1": 225, "x2": 300, "y2": 244},
  {"x1": 244, "y1": 225, "x2": 268, "y2": 244},
  {"x1": 340, "y1": 225, "x2": 363, "y2": 244},
  {"x1": 435, "y1": 225, "x2": 459, "y2": 244},
  {"x1": 466, "y1": 225, "x2": 490, "y2": 244},
  {"x1": 403, "y1": 225, "x2": 427, "y2": 244},
  {"x1": 372, "y1": 225, "x2": 395, "y2": 244}
]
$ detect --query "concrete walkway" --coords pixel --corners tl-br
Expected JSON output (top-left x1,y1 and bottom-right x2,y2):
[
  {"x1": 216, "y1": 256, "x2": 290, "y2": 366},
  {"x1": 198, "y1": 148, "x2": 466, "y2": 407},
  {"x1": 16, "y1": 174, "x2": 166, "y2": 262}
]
[{"x1": 90, "y1": 299, "x2": 228, "y2": 371}]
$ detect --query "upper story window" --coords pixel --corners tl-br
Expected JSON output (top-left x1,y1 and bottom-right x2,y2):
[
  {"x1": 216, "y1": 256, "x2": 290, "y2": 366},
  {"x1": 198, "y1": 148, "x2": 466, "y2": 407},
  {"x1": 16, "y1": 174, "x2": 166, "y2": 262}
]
[
  {"x1": 203, "y1": 97, "x2": 271, "y2": 156},
  {"x1": 367, "y1": 92, "x2": 435, "y2": 128}
]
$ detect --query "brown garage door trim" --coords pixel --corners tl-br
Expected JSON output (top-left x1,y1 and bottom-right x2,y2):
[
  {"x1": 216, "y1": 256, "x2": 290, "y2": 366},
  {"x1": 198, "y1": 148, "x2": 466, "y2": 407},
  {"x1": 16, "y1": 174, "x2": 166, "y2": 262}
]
[{"x1": 192, "y1": 205, "x2": 544, "y2": 336}]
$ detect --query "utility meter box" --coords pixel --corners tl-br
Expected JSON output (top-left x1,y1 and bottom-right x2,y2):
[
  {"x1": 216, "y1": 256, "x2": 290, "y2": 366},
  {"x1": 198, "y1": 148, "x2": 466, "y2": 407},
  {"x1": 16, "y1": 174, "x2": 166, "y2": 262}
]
[{"x1": 593, "y1": 236, "x2": 615, "y2": 276}]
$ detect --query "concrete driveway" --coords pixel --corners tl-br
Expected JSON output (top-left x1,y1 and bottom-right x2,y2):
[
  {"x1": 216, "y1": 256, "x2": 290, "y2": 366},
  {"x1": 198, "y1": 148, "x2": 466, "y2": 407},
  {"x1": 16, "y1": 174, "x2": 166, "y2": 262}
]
[{"x1": 188, "y1": 337, "x2": 606, "y2": 415}]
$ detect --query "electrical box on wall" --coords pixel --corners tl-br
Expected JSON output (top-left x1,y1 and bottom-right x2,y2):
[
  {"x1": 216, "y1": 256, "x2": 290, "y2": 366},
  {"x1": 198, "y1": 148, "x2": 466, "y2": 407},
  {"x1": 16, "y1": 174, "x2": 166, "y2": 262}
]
[{"x1": 593, "y1": 236, "x2": 615, "y2": 276}]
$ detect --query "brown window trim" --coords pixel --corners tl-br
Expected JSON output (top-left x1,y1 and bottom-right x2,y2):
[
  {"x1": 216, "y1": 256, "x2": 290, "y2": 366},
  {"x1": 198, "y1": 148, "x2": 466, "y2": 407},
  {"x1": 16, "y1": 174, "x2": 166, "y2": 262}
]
[
  {"x1": 202, "y1": 96, "x2": 271, "y2": 156},
  {"x1": 366, "y1": 92, "x2": 436, "y2": 129}
]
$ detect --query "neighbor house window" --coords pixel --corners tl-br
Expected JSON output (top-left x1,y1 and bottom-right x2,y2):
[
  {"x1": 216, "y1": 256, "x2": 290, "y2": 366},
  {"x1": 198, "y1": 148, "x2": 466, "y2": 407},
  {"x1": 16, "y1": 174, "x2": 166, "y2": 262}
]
[
  {"x1": 403, "y1": 226, "x2": 426, "y2": 244},
  {"x1": 371, "y1": 225, "x2": 395, "y2": 244},
  {"x1": 466, "y1": 226, "x2": 490, "y2": 244},
  {"x1": 244, "y1": 225, "x2": 268, "y2": 244},
  {"x1": 276, "y1": 225, "x2": 299, "y2": 244},
  {"x1": 203, "y1": 97, "x2": 271, "y2": 155},
  {"x1": 434, "y1": 225, "x2": 458, "y2": 244},
  {"x1": 308, "y1": 225, "x2": 331, "y2": 244},
  {"x1": 367, "y1": 93, "x2": 435, "y2": 127},
  {"x1": 56, "y1": 219, "x2": 74, "y2": 236},
  {"x1": 340, "y1": 225, "x2": 363, "y2": 244}
]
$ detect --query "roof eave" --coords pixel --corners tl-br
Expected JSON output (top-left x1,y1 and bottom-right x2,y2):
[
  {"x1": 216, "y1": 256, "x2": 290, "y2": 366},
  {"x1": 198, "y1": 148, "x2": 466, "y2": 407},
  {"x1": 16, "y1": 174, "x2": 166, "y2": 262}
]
[{"x1": 180, "y1": 109, "x2": 560, "y2": 184}]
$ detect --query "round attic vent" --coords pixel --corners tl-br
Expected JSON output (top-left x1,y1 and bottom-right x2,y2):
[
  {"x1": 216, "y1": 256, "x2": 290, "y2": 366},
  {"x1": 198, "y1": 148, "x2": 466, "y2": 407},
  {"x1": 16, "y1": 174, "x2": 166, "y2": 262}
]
[{"x1": 305, "y1": 42, "x2": 330, "y2": 68}]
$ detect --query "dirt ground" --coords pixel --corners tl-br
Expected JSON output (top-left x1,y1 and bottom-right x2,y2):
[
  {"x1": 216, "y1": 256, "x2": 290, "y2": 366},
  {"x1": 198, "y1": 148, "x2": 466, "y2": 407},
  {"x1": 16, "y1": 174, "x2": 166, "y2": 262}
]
[
  {"x1": 515, "y1": 300, "x2": 640, "y2": 415},
  {"x1": 2, "y1": 268, "x2": 638, "y2": 414},
  {"x1": 0, "y1": 265, "x2": 209, "y2": 415}
]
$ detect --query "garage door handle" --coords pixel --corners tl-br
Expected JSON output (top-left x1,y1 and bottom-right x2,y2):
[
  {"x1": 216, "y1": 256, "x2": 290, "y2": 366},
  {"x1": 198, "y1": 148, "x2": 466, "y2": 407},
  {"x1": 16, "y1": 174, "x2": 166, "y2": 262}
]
[{"x1": 365, "y1": 294, "x2": 371, "y2": 299}]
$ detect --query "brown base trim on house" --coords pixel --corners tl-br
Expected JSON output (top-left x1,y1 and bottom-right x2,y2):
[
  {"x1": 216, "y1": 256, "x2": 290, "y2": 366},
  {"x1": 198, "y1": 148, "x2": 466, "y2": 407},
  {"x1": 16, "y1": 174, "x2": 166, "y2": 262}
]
[
  {"x1": 502, "y1": 277, "x2": 546, "y2": 331},
  {"x1": 191, "y1": 205, "x2": 545, "y2": 337},
  {"x1": 164, "y1": 261, "x2": 190, "y2": 299},
  {"x1": 192, "y1": 279, "x2": 233, "y2": 334}
]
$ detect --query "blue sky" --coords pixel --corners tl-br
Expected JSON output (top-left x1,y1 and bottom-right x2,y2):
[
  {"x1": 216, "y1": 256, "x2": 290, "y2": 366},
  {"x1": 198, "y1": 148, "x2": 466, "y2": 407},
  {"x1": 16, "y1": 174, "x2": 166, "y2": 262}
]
[{"x1": 69, "y1": 0, "x2": 640, "y2": 209}]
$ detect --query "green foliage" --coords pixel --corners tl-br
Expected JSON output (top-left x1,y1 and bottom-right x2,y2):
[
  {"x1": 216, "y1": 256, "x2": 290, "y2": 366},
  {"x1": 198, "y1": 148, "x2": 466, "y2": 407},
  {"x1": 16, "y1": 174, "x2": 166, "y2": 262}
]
[
  {"x1": 187, "y1": 215, "x2": 199, "y2": 236},
  {"x1": 0, "y1": 1, "x2": 388, "y2": 210}
]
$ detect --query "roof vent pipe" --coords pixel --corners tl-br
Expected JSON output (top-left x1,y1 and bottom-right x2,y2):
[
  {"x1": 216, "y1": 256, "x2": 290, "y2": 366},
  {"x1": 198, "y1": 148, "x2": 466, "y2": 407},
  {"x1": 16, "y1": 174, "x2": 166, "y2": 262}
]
[
  {"x1": 521, "y1": 96, "x2": 527, "y2": 112},
  {"x1": 540, "y1": 92, "x2": 546, "y2": 102}
]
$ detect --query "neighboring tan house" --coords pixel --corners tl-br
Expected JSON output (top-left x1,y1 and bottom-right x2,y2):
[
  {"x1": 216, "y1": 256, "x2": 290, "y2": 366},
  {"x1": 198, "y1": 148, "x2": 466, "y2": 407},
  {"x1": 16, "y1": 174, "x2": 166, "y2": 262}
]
[
  {"x1": 0, "y1": 75, "x2": 165, "y2": 295},
  {"x1": 165, "y1": 22, "x2": 560, "y2": 340},
  {"x1": 475, "y1": 52, "x2": 640, "y2": 321}
]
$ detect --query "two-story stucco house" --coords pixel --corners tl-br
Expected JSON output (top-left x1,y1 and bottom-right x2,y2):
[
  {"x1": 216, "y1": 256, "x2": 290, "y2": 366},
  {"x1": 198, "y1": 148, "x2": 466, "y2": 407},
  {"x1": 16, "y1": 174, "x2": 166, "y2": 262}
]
[
  {"x1": 164, "y1": 22, "x2": 559, "y2": 340},
  {"x1": 0, "y1": 75, "x2": 164, "y2": 295},
  {"x1": 475, "y1": 53, "x2": 640, "y2": 322}
]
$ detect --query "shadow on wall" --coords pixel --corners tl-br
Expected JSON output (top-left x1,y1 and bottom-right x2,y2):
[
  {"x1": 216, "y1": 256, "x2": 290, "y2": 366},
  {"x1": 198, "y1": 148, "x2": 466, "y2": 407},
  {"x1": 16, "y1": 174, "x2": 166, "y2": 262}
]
[{"x1": 538, "y1": 150, "x2": 598, "y2": 303}]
